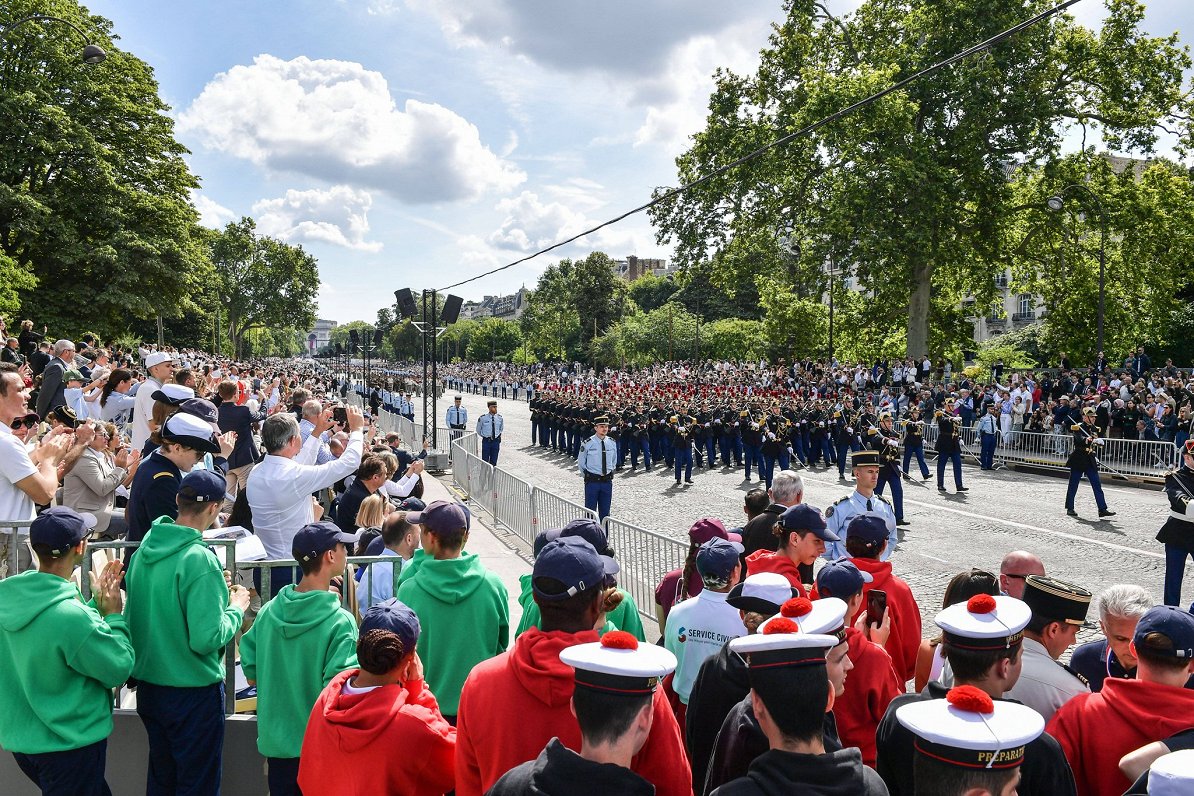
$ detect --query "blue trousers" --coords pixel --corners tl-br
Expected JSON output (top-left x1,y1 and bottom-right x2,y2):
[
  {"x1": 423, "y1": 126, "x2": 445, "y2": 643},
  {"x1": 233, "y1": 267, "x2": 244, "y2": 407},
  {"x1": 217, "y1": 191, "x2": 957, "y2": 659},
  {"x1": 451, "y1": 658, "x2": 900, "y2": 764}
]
[
  {"x1": 630, "y1": 437, "x2": 651, "y2": 469},
  {"x1": 137, "y1": 681, "x2": 225, "y2": 796},
  {"x1": 674, "y1": 445, "x2": 693, "y2": 482},
  {"x1": 481, "y1": 437, "x2": 501, "y2": 466},
  {"x1": 875, "y1": 467, "x2": 904, "y2": 521},
  {"x1": 584, "y1": 480, "x2": 612, "y2": 520},
  {"x1": 705, "y1": 437, "x2": 718, "y2": 467},
  {"x1": 818, "y1": 437, "x2": 835, "y2": 466},
  {"x1": 743, "y1": 443, "x2": 763, "y2": 480},
  {"x1": 1066, "y1": 466, "x2": 1107, "y2": 511},
  {"x1": 903, "y1": 446, "x2": 930, "y2": 478},
  {"x1": 267, "y1": 757, "x2": 301, "y2": 796},
  {"x1": 14, "y1": 739, "x2": 111, "y2": 796},
  {"x1": 762, "y1": 454, "x2": 777, "y2": 488},
  {"x1": 790, "y1": 436, "x2": 807, "y2": 465},
  {"x1": 980, "y1": 433, "x2": 997, "y2": 469},
  {"x1": 1164, "y1": 545, "x2": 1194, "y2": 606},
  {"x1": 938, "y1": 450, "x2": 964, "y2": 488},
  {"x1": 661, "y1": 436, "x2": 674, "y2": 467},
  {"x1": 836, "y1": 443, "x2": 851, "y2": 476}
]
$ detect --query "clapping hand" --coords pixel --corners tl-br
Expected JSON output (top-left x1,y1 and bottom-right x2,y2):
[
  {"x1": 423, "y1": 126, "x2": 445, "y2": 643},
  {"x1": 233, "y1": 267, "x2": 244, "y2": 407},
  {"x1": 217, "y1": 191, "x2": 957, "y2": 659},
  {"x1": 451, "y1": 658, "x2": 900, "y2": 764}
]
[{"x1": 93, "y1": 560, "x2": 125, "y2": 616}]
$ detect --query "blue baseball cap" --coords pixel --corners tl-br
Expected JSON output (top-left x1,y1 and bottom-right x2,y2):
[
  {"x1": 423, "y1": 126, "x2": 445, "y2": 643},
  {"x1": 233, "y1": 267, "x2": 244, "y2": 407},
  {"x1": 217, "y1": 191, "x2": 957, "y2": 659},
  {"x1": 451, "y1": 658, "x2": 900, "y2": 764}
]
[
  {"x1": 532, "y1": 537, "x2": 619, "y2": 602},
  {"x1": 407, "y1": 500, "x2": 468, "y2": 535},
  {"x1": 816, "y1": 558, "x2": 873, "y2": 598},
  {"x1": 178, "y1": 470, "x2": 226, "y2": 503},
  {"x1": 533, "y1": 528, "x2": 562, "y2": 558},
  {"x1": 559, "y1": 517, "x2": 613, "y2": 557},
  {"x1": 777, "y1": 504, "x2": 839, "y2": 542},
  {"x1": 696, "y1": 537, "x2": 744, "y2": 579},
  {"x1": 29, "y1": 507, "x2": 96, "y2": 555},
  {"x1": 361, "y1": 598, "x2": 421, "y2": 656},
  {"x1": 292, "y1": 521, "x2": 357, "y2": 563},
  {"x1": 845, "y1": 513, "x2": 889, "y2": 545},
  {"x1": 1134, "y1": 605, "x2": 1194, "y2": 659}
]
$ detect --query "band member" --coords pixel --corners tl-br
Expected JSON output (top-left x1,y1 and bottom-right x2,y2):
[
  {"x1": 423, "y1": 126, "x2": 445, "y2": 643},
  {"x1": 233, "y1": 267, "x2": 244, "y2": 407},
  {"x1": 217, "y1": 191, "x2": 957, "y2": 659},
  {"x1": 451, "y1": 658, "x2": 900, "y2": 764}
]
[
  {"x1": 1065, "y1": 407, "x2": 1115, "y2": 519},
  {"x1": 871, "y1": 413, "x2": 907, "y2": 527},
  {"x1": 936, "y1": 399, "x2": 967, "y2": 494},
  {"x1": 1157, "y1": 439, "x2": 1194, "y2": 605}
]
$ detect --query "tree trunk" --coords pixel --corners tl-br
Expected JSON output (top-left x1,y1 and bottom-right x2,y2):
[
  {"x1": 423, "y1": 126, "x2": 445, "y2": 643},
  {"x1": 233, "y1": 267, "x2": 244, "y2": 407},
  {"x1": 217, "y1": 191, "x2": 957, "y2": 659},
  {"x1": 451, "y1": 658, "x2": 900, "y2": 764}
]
[{"x1": 906, "y1": 260, "x2": 934, "y2": 358}]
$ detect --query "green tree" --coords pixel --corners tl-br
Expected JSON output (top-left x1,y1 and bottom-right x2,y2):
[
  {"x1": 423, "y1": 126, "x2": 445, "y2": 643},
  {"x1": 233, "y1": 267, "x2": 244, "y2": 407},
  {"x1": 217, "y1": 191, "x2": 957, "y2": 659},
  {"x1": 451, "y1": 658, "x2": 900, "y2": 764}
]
[
  {"x1": 649, "y1": 0, "x2": 1194, "y2": 358},
  {"x1": 521, "y1": 262, "x2": 580, "y2": 360},
  {"x1": 466, "y1": 318, "x2": 522, "y2": 361},
  {"x1": 573, "y1": 252, "x2": 628, "y2": 348},
  {"x1": 671, "y1": 259, "x2": 761, "y2": 321},
  {"x1": 440, "y1": 318, "x2": 478, "y2": 362},
  {"x1": 209, "y1": 218, "x2": 319, "y2": 358},
  {"x1": 3, "y1": 0, "x2": 209, "y2": 337},
  {"x1": 757, "y1": 278, "x2": 827, "y2": 360},
  {"x1": 702, "y1": 318, "x2": 768, "y2": 360},
  {"x1": 627, "y1": 273, "x2": 678, "y2": 313}
]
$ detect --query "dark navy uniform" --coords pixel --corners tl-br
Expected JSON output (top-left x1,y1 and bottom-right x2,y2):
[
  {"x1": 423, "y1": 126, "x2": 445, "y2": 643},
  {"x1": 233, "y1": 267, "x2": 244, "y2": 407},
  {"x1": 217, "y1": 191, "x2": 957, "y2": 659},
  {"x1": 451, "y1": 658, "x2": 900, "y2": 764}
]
[
  {"x1": 1064, "y1": 415, "x2": 1113, "y2": 517},
  {"x1": 1157, "y1": 452, "x2": 1194, "y2": 605}
]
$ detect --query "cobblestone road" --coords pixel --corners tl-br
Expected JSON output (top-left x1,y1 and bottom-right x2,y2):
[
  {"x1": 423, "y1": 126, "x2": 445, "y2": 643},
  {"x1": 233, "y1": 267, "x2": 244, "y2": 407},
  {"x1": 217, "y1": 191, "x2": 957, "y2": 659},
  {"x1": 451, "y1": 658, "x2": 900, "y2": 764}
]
[{"x1": 452, "y1": 392, "x2": 1189, "y2": 642}]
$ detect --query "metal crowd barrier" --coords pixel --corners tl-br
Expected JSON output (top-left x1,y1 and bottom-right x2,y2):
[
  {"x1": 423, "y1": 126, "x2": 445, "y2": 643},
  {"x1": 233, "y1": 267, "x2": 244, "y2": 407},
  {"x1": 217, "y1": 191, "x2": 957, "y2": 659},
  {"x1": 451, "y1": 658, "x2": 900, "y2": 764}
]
[
  {"x1": 491, "y1": 468, "x2": 536, "y2": 547},
  {"x1": 530, "y1": 486, "x2": 599, "y2": 533},
  {"x1": 895, "y1": 420, "x2": 1175, "y2": 482},
  {"x1": 0, "y1": 520, "x2": 30, "y2": 578},
  {"x1": 602, "y1": 517, "x2": 687, "y2": 623}
]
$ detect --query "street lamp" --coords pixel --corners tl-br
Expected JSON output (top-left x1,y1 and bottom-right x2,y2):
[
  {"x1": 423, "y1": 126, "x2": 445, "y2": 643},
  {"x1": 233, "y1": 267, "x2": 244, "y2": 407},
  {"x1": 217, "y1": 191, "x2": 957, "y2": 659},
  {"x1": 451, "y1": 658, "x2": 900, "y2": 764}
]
[
  {"x1": 1046, "y1": 183, "x2": 1107, "y2": 358},
  {"x1": 1, "y1": 14, "x2": 107, "y2": 63}
]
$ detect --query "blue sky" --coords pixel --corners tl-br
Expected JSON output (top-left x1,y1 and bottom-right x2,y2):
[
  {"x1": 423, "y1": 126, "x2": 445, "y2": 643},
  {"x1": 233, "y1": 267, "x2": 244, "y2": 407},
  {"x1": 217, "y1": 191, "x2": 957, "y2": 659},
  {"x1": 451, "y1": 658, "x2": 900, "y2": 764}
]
[{"x1": 84, "y1": 0, "x2": 1192, "y2": 324}]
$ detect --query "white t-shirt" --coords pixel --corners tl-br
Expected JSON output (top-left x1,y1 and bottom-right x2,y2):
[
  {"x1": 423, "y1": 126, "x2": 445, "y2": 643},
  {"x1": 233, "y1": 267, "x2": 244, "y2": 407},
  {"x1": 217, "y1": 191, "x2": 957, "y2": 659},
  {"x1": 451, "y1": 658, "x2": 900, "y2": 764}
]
[
  {"x1": 0, "y1": 425, "x2": 38, "y2": 536},
  {"x1": 663, "y1": 589, "x2": 748, "y2": 704}
]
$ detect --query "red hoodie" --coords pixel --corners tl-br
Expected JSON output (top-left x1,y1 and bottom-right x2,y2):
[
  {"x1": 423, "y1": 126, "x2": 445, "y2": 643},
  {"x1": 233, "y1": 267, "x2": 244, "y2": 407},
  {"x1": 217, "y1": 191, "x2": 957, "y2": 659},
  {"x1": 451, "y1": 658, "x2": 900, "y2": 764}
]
[
  {"x1": 454, "y1": 627, "x2": 692, "y2": 796},
  {"x1": 849, "y1": 557, "x2": 922, "y2": 684},
  {"x1": 298, "y1": 668, "x2": 456, "y2": 795},
  {"x1": 744, "y1": 550, "x2": 809, "y2": 596},
  {"x1": 1047, "y1": 677, "x2": 1194, "y2": 796},
  {"x1": 832, "y1": 626, "x2": 904, "y2": 767}
]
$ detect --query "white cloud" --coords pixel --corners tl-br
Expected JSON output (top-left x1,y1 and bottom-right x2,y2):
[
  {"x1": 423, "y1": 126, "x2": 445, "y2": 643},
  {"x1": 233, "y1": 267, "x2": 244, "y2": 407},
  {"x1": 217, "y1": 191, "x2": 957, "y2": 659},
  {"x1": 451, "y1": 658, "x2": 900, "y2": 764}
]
[
  {"x1": 192, "y1": 193, "x2": 236, "y2": 228},
  {"x1": 253, "y1": 185, "x2": 384, "y2": 252},
  {"x1": 178, "y1": 54, "x2": 525, "y2": 204},
  {"x1": 487, "y1": 191, "x2": 593, "y2": 252}
]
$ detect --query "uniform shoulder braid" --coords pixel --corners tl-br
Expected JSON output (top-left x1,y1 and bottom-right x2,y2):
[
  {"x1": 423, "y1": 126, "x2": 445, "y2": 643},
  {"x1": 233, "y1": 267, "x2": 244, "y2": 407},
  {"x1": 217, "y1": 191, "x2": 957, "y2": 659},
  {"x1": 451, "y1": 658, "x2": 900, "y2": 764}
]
[
  {"x1": 825, "y1": 495, "x2": 851, "y2": 518},
  {"x1": 1059, "y1": 661, "x2": 1090, "y2": 687},
  {"x1": 873, "y1": 493, "x2": 892, "y2": 506}
]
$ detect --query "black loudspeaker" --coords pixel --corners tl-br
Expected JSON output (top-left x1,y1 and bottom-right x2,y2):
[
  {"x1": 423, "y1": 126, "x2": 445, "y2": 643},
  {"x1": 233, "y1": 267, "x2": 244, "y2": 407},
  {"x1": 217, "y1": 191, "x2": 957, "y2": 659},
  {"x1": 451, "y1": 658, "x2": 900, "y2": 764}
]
[
  {"x1": 349, "y1": 330, "x2": 359, "y2": 347},
  {"x1": 441, "y1": 294, "x2": 463, "y2": 325},
  {"x1": 395, "y1": 288, "x2": 417, "y2": 319},
  {"x1": 373, "y1": 329, "x2": 383, "y2": 347}
]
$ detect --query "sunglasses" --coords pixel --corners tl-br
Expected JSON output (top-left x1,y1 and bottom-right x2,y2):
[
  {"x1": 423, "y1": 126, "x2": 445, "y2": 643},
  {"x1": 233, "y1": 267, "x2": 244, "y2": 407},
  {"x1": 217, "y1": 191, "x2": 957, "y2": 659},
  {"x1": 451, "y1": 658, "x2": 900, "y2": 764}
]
[{"x1": 10, "y1": 418, "x2": 37, "y2": 429}]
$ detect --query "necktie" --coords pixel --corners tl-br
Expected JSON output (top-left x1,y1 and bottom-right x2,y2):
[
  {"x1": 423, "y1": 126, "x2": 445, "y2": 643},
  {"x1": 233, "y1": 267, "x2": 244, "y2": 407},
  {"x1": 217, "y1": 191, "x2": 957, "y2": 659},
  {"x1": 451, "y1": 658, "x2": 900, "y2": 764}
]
[
  {"x1": 491, "y1": 417, "x2": 496, "y2": 439},
  {"x1": 866, "y1": 498, "x2": 873, "y2": 512},
  {"x1": 600, "y1": 438, "x2": 607, "y2": 476}
]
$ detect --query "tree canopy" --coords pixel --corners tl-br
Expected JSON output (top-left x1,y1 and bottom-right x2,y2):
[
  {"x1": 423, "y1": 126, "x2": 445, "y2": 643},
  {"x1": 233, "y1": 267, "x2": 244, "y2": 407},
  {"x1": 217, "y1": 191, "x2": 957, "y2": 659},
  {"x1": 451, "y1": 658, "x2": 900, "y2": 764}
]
[{"x1": 648, "y1": 0, "x2": 1194, "y2": 359}]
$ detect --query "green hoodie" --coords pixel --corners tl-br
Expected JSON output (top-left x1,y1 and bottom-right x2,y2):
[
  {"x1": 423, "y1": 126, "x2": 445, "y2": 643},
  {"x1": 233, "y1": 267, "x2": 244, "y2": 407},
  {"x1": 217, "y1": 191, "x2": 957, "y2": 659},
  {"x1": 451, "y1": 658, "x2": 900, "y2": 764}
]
[
  {"x1": 240, "y1": 584, "x2": 359, "y2": 758},
  {"x1": 396, "y1": 551, "x2": 508, "y2": 715},
  {"x1": 0, "y1": 571, "x2": 134, "y2": 753},
  {"x1": 514, "y1": 575, "x2": 646, "y2": 641},
  {"x1": 125, "y1": 516, "x2": 244, "y2": 687}
]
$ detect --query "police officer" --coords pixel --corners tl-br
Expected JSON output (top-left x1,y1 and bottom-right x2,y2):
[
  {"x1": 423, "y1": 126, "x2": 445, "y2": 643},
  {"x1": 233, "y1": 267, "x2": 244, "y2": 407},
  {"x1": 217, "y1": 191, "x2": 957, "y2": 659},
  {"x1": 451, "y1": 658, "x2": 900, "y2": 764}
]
[
  {"x1": 977, "y1": 401, "x2": 1000, "y2": 470},
  {"x1": 477, "y1": 399, "x2": 504, "y2": 465},
  {"x1": 578, "y1": 416, "x2": 615, "y2": 519},
  {"x1": 446, "y1": 395, "x2": 467, "y2": 444},
  {"x1": 824, "y1": 450, "x2": 899, "y2": 560},
  {"x1": 1065, "y1": 406, "x2": 1115, "y2": 519},
  {"x1": 1158, "y1": 439, "x2": 1194, "y2": 606}
]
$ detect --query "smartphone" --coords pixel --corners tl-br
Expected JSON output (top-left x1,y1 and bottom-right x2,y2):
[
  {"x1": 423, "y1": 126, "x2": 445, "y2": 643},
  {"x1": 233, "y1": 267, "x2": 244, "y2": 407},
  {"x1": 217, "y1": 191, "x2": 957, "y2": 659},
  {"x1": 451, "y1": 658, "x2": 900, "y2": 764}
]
[
  {"x1": 332, "y1": 406, "x2": 348, "y2": 425},
  {"x1": 867, "y1": 589, "x2": 887, "y2": 627}
]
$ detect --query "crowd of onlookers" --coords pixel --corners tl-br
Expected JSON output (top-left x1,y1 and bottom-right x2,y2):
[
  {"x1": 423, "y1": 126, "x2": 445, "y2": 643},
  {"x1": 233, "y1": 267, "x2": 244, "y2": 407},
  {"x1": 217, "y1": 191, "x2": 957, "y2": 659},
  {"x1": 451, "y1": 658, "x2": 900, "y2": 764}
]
[{"x1": 2, "y1": 324, "x2": 1194, "y2": 795}]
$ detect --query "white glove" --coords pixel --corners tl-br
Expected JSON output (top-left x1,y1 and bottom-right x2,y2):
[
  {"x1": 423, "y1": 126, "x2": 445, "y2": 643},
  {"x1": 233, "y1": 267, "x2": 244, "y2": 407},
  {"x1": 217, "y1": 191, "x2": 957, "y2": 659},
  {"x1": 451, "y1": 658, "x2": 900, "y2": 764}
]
[
  {"x1": 818, "y1": 421, "x2": 825, "y2": 428},
  {"x1": 1094, "y1": 438, "x2": 1105, "y2": 446},
  {"x1": 846, "y1": 427, "x2": 853, "y2": 434}
]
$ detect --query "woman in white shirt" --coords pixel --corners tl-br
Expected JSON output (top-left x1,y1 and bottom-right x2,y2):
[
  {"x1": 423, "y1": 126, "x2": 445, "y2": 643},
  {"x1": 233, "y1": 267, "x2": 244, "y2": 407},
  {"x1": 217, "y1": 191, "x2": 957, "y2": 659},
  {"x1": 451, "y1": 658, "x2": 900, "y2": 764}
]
[{"x1": 98, "y1": 369, "x2": 137, "y2": 428}]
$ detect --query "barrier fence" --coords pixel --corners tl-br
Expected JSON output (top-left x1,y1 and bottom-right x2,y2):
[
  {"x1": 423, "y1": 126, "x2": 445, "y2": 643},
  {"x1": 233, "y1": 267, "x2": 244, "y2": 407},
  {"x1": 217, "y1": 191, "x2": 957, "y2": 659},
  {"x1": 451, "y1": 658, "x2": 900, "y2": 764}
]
[
  {"x1": 601, "y1": 517, "x2": 687, "y2": 623},
  {"x1": 894, "y1": 420, "x2": 1177, "y2": 481},
  {"x1": 0, "y1": 520, "x2": 29, "y2": 577}
]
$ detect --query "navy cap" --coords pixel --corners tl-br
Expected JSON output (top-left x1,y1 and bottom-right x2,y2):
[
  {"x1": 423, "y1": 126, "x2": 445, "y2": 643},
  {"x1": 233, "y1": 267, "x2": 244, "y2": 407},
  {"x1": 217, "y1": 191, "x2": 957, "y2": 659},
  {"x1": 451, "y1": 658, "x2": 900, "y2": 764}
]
[
  {"x1": 533, "y1": 537, "x2": 619, "y2": 602},
  {"x1": 178, "y1": 469, "x2": 226, "y2": 503},
  {"x1": 407, "y1": 500, "x2": 468, "y2": 535},
  {"x1": 292, "y1": 521, "x2": 357, "y2": 563},
  {"x1": 696, "y1": 537, "x2": 745, "y2": 579},
  {"x1": 29, "y1": 507, "x2": 96, "y2": 555},
  {"x1": 397, "y1": 497, "x2": 426, "y2": 512},
  {"x1": 777, "y1": 504, "x2": 839, "y2": 542},
  {"x1": 815, "y1": 558, "x2": 874, "y2": 599},
  {"x1": 845, "y1": 513, "x2": 889, "y2": 545},
  {"x1": 178, "y1": 398, "x2": 219, "y2": 429},
  {"x1": 360, "y1": 598, "x2": 421, "y2": 657},
  {"x1": 533, "y1": 528, "x2": 562, "y2": 558},
  {"x1": 559, "y1": 517, "x2": 612, "y2": 557},
  {"x1": 1134, "y1": 605, "x2": 1194, "y2": 659}
]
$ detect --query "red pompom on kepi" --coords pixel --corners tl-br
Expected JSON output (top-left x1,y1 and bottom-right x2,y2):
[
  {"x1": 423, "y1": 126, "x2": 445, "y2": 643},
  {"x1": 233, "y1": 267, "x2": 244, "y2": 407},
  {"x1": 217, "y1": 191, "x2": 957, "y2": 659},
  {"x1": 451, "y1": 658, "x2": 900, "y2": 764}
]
[
  {"x1": 600, "y1": 630, "x2": 639, "y2": 650},
  {"x1": 967, "y1": 594, "x2": 997, "y2": 615},
  {"x1": 762, "y1": 617, "x2": 800, "y2": 635},
  {"x1": 781, "y1": 597, "x2": 814, "y2": 618},
  {"x1": 946, "y1": 685, "x2": 995, "y2": 714}
]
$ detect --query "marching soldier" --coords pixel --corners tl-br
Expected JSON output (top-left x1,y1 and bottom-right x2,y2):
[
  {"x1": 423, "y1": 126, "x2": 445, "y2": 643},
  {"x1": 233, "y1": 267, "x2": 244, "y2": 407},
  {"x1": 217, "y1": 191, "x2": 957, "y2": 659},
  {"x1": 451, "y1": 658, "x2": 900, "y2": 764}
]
[
  {"x1": 901, "y1": 406, "x2": 931, "y2": 480},
  {"x1": 871, "y1": 413, "x2": 908, "y2": 527},
  {"x1": 670, "y1": 408, "x2": 697, "y2": 487},
  {"x1": 935, "y1": 398, "x2": 967, "y2": 494},
  {"x1": 1158, "y1": 439, "x2": 1194, "y2": 605},
  {"x1": 1065, "y1": 406, "x2": 1115, "y2": 519},
  {"x1": 741, "y1": 408, "x2": 764, "y2": 483}
]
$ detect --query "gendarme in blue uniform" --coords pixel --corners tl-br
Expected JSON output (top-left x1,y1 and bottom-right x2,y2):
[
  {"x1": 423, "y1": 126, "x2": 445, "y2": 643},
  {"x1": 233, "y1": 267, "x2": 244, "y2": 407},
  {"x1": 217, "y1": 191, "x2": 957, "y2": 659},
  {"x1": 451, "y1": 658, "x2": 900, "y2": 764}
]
[
  {"x1": 477, "y1": 403, "x2": 504, "y2": 466},
  {"x1": 823, "y1": 490, "x2": 898, "y2": 561},
  {"x1": 578, "y1": 417, "x2": 614, "y2": 520}
]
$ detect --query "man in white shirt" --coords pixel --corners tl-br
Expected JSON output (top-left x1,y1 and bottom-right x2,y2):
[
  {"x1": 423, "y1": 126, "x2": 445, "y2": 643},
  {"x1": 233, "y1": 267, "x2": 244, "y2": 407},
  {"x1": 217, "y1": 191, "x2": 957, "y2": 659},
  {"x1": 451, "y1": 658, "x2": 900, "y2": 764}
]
[
  {"x1": 664, "y1": 537, "x2": 748, "y2": 708},
  {"x1": 247, "y1": 406, "x2": 365, "y2": 594},
  {"x1": 130, "y1": 351, "x2": 175, "y2": 451},
  {"x1": 0, "y1": 363, "x2": 71, "y2": 575}
]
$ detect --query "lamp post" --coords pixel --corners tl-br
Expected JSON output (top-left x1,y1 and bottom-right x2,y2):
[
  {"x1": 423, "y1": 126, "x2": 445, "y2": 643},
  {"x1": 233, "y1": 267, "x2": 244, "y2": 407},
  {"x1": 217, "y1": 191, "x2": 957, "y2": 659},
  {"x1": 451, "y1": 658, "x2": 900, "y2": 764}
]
[
  {"x1": 1047, "y1": 183, "x2": 1107, "y2": 358},
  {"x1": 0, "y1": 13, "x2": 107, "y2": 63}
]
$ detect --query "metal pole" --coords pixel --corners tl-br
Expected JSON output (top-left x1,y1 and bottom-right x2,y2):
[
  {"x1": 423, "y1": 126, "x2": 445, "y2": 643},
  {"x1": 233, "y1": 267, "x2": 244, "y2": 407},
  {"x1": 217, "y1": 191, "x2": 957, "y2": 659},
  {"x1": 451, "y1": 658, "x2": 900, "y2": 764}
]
[
  {"x1": 421, "y1": 291, "x2": 430, "y2": 444},
  {"x1": 431, "y1": 290, "x2": 439, "y2": 450},
  {"x1": 1097, "y1": 224, "x2": 1106, "y2": 358},
  {"x1": 829, "y1": 275, "x2": 835, "y2": 360}
]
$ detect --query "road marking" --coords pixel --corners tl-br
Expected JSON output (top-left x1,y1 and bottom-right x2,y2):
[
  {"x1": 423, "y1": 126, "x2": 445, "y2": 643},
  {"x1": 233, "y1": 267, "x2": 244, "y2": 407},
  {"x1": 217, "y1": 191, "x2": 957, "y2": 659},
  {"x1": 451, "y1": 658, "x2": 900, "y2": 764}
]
[
  {"x1": 916, "y1": 553, "x2": 949, "y2": 563},
  {"x1": 798, "y1": 473, "x2": 1165, "y2": 560}
]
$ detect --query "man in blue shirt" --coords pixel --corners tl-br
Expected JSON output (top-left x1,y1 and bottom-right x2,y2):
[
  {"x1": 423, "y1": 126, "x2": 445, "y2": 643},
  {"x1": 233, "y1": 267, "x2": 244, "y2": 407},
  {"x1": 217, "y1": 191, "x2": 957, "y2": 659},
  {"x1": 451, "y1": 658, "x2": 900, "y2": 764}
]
[
  {"x1": 477, "y1": 400, "x2": 505, "y2": 465},
  {"x1": 577, "y1": 416, "x2": 614, "y2": 519},
  {"x1": 977, "y1": 402, "x2": 999, "y2": 470},
  {"x1": 446, "y1": 395, "x2": 468, "y2": 444}
]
